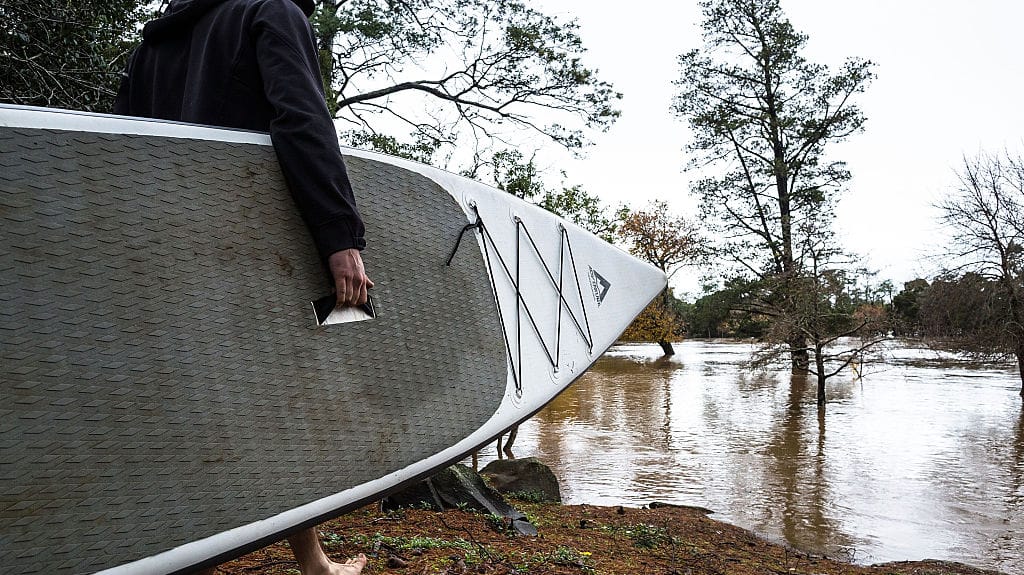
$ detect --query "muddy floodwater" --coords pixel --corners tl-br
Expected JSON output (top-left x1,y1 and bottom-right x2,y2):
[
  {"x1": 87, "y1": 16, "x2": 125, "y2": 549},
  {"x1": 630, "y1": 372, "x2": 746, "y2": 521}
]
[{"x1": 474, "y1": 340, "x2": 1024, "y2": 573}]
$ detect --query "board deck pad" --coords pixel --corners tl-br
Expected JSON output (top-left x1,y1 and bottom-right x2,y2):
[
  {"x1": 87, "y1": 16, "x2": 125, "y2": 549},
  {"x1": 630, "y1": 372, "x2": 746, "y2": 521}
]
[{"x1": 0, "y1": 128, "x2": 507, "y2": 573}]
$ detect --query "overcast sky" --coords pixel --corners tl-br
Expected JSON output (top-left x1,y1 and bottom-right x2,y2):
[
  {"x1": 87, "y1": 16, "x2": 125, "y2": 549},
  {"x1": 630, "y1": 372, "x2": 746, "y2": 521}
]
[{"x1": 531, "y1": 0, "x2": 1024, "y2": 296}]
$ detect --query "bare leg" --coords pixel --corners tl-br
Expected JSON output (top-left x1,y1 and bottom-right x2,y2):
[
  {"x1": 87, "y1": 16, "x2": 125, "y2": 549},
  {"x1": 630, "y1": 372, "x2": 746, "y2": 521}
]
[
  {"x1": 288, "y1": 528, "x2": 366, "y2": 575},
  {"x1": 496, "y1": 434, "x2": 504, "y2": 459},
  {"x1": 502, "y1": 425, "x2": 518, "y2": 458}
]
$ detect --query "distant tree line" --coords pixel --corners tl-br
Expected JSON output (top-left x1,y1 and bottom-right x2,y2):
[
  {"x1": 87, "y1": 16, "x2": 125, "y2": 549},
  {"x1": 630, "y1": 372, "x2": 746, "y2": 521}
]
[{"x1": 894, "y1": 274, "x2": 1017, "y2": 344}]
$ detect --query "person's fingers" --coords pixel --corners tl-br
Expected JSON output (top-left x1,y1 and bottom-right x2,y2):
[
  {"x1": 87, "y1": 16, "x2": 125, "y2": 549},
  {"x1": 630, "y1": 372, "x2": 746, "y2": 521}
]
[
  {"x1": 335, "y1": 276, "x2": 351, "y2": 307},
  {"x1": 355, "y1": 277, "x2": 368, "y2": 306},
  {"x1": 328, "y1": 249, "x2": 374, "y2": 308}
]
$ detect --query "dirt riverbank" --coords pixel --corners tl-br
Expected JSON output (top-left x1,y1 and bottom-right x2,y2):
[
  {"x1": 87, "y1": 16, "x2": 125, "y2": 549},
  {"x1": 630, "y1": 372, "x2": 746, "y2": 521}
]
[{"x1": 215, "y1": 500, "x2": 1007, "y2": 575}]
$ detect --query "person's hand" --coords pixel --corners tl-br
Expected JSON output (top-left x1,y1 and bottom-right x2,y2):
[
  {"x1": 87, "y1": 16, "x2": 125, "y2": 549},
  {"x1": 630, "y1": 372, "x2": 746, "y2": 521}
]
[{"x1": 328, "y1": 248, "x2": 374, "y2": 307}]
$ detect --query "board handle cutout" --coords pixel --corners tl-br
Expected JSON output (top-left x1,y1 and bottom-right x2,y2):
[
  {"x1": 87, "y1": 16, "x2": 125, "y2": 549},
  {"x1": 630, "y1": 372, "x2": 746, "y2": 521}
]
[{"x1": 311, "y1": 294, "x2": 376, "y2": 326}]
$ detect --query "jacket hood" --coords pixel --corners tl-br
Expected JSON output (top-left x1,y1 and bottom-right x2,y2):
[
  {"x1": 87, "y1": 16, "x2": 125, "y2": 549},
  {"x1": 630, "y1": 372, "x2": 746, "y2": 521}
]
[{"x1": 143, "y1": 0, "x2": 315, "y2": 43}]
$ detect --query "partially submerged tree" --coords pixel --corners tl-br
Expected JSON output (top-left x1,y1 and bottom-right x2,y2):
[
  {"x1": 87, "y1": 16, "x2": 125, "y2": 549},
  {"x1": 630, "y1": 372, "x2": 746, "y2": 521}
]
[
  {"x1": 618, "y1": 201, "x2": 703, "y2": 355},
  {"x1": 0, "y1": 1, "x2": 150, "y2": 111},
  {"x1": 747, "y1": 229, "x2": 891, "y2": 406},
  {"x1": 673, "y1": 0, "x2": 874, "y2": 372},
  {"x1": 619, "y1": 292, "x2": 686, "y2": 352},
  {"x1": 931, "y1": 151, "x2": 1024, "y2": 396}
]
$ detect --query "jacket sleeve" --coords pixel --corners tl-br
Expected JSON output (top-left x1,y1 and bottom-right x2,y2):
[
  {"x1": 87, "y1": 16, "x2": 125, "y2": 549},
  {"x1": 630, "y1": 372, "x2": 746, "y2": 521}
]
[
  {"x1": 112, "y1": 49, "x2": 137, "y2": 116},
  {"x1": 252, "y1": 0, "x2": 365, "y2": 258}
]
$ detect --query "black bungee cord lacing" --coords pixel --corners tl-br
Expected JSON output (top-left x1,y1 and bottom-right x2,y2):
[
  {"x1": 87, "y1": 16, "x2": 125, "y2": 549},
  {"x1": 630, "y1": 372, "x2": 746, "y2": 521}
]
[
  {"x1": 445, "y1": 216, "x2": 484, "y2": 267},
  {"x1": 446, "y1": 207, "x2": 595, "y2": 397}
]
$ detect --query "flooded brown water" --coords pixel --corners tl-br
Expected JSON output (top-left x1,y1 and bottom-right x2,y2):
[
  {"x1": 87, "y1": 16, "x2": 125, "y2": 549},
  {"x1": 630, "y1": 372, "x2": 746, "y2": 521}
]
[{"x1": 474, "y1": 340, "x2": 1024, "y2": 573}]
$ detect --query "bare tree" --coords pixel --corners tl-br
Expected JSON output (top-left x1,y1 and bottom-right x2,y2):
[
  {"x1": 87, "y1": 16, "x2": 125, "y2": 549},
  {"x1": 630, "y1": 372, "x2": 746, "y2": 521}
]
[
  {"x1": 933, "y1": 151, "x2": 1024, "y2": 397},
  {"x1": 312, "y1": 0, "x2": 620, "y2": 167},
  {"x1": 749, "y1": 228, "x2": 890, "y2": 407},
  {"x1": 2, "y1": 0, "x2": 620, "y2": 172}
]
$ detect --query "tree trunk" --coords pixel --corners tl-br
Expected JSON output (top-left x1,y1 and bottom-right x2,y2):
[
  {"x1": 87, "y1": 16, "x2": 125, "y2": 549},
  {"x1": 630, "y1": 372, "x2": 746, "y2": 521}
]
[
  {"x1": 659, "y1": 340, "x2": 675, "y2": 356},
  {"x1": 814, "y1": 343, "x2": 826, "y2": 407},
  {"x1": 657, "y1": 288, "x2": 676, "y2": 357},
  {"x1": 1017, "y1": 343, "x2": 1024, "y2": 399},
  {"x1": 502, "y1": 425, "x2": 518, "y2": 458},
  {"x1": 1010, "y1": 287, "x2": 1024, "y2": 398},
  {"x1": 789, "y1": 335, "x2": 809, "y2": 374},
  {"x1": 314, "y1": 0, "x2": 341, "y2": 116}
]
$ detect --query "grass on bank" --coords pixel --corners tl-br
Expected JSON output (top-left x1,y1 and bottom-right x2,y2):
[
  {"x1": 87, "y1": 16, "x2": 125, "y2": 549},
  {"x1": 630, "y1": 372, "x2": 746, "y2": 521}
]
[{"x1": 217, "y1": 498, "x2": 1008, "y2": 575}]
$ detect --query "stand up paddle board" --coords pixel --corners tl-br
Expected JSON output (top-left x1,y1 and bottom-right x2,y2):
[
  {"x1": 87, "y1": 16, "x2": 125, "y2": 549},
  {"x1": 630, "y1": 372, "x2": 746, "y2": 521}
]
[{"x1": 0, "y1": 104, "x2": 666, "y2": 574}]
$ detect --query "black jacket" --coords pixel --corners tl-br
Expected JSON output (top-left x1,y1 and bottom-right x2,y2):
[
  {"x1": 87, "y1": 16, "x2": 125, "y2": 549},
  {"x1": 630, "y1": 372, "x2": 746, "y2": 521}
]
[{"x1": 115, "y1": 0, "x2": 365, "y2": 257}]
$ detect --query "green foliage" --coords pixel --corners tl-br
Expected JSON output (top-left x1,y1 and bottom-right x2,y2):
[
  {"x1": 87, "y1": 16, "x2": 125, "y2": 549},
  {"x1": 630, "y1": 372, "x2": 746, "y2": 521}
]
[
  {"x1": 682, "y1": 278, "x2": 770, "y2": 338},
  {"x1": 0, "y1": 0, "x2": 151, "y2": 112},
  {"x1": 343, "y1": 131, "x2": 439, "y2": 164},
  {"x1": 349, "y1": 532, "x2": 474, "y2": 551},
  {"x1": 549, "y1": 546, "x2": 594, "y2": 572},
  {"x1": 485, "y1": 513, "x2": 512, "y2": 534},
  {"x1": 504, "y1": 489, "x2": 549, "y2": 503},
  {"x1": 675, "y1": 0, "x2": 873, "y2": 280},
  {"x1": 318, "y1": 529, "x2": 347, "y2": 550},
  {"x1": 485, "y1": 148, "x2": 624, "y2": 242},
  {"x1": 539, "y1": 185, "x2": 625, "y2": 243},
  {"x1": 490, "y1": 149, "x2": 546, "y2": 201},
  {"x1": 892, "y1": 278, "x2": 929, "y2": 336},
  {"x1": 622, "y1": 523, "x2": 671, "y2": 549}
]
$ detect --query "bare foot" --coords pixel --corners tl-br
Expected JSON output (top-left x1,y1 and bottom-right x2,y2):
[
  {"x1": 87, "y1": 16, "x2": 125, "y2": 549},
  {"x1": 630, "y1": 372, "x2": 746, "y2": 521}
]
[
  {"x1": 340, "y1": 554, "x2": 367, "y2": 574},
  {"x1": 313, "y1": 553, "x2": 366, "y2": 575},
  {"x1": 288, "y1": 528, "x2": 366, "y2": 575}
]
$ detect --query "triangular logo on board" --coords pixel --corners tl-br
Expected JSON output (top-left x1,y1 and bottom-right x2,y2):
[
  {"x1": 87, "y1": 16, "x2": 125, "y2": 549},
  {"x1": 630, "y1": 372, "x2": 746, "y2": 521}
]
[{"x1": 588, "y1": 267, "x2": 611, "y2": 306}]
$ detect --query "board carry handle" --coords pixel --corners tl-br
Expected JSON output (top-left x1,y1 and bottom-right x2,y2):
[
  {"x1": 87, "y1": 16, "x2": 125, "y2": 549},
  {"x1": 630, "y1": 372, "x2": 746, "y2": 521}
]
[{"x1": 311, "y1": 293, "x2": 376, "y2": 326}]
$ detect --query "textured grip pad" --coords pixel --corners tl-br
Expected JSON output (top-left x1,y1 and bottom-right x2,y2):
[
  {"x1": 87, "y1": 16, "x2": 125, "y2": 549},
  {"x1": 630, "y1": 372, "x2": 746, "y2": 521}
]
[{"x1": 0, "y1": 129, "x2": 506, "y2": 574}]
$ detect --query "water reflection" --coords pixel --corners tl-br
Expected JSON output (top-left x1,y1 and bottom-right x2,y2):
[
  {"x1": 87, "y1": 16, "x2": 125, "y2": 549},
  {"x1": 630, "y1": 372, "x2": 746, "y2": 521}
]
[
  {"x1": 473, "y1": 340, "x2": 1023, "y2": 573},
  {"x1": 763, "y1": 375, "x2": 853, "y2": 556},
  {"x1": 1015, "y1": 406, "x2": 1024, "y2": 507}
]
